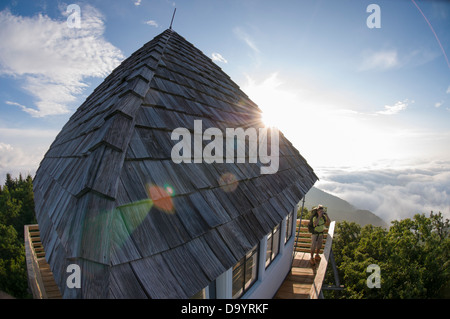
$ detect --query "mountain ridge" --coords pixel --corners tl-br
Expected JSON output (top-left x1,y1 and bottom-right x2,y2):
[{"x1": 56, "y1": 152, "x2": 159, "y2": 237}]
[{"x1": 302, "y1": 187, "x2": 388, "y2": 228}]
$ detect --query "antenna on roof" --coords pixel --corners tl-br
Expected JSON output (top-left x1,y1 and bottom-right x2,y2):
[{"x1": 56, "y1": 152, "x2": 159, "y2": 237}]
[{"x1": 169, "y1": 8, "x2": 176, "y2": 30}]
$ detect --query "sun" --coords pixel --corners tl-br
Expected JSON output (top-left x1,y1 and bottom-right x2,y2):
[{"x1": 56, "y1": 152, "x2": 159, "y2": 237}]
[
  {"x1": 244, "y1": 73, "x2": 297, "y2": 130},
  {"x1": 261, "y1": 111, "x2": 280, "y2": 128}
]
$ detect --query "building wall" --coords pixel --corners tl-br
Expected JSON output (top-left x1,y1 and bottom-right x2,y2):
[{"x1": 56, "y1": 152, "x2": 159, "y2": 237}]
[
  {"x1": 242, "y1": 210, "x2": 297, "y2": 299},
  {"x1": 214, "y1": 205, "x2": 298, "y2": 299}
]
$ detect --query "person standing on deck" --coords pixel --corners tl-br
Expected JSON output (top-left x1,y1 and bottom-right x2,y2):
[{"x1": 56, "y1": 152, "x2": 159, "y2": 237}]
[{"x1": 310, "y1": 205, "x2": 331, "y2": 266}]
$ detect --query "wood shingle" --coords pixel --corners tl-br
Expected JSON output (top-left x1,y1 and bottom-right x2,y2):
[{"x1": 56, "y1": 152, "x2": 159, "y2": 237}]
[{"x1": 33, "y1": 29, "x2": 318, "y2": 298}]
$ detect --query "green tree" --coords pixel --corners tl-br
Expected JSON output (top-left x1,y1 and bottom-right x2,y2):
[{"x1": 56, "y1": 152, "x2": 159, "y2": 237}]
[
  {"x1": 0, "y1": 223, "x2": 28, "y2": 298},
  {"x1": 297, "y1": 206, "x2": 309, "y2": 219},
  {"x1": 0, "y1": 186, "x2": 22, "y2": 234},
  {"x1": 324, "y1": 212, "x2": 450, "y2": 299},
  {"x1": 0, "y1": 173, "x2": 37, "y2": 298}
]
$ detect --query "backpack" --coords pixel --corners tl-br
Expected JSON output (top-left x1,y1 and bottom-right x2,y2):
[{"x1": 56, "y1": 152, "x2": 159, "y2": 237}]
[
  {"x1": 308, "y1": 219, "x2": 315, "y2": 233},
  {"x1": 308, "y1": 210, "x2": 318, "y2": 233}
]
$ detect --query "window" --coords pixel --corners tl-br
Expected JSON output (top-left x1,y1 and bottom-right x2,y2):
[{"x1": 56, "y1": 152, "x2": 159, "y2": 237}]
[
  {"x1": 190, "y1": 281, "x2": 216, "y2": 299},
  {"x1": 265, "y1": 224, "x2": 280, "y2": 268},
  {"x1": 191, "y1": 288, "x2": 206, "y2": 299},
  {"x1": 285, "y1": 211, "x2": 294, "y2": 244},
  {"x1": 232, "y1": 244, "x2": 259, "y2": 299}
]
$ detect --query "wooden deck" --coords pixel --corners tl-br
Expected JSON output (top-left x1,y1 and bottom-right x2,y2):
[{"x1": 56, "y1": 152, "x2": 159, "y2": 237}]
[
  {"x1": 274, "y1": 219, "x2": 335, "y2": 299},
  {"x1": 24, "y1": 224, "x2": 62, "y2": 299}
]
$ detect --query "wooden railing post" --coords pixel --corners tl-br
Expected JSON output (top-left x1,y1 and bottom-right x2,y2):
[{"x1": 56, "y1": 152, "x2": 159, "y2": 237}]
[{"x1": 309, "y1": 221, "x2": 335, "y2": 299}]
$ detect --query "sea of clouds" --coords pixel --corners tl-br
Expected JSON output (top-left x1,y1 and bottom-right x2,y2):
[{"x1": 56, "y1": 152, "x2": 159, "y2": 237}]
[{"x1": 315, "y1": 159, "x2": 450, "y2": 224}]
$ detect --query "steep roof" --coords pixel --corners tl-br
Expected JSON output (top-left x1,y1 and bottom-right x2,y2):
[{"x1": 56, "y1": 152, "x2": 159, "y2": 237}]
[{"x1": 33, "y1": 29, "x2": 318, "y2": 298}]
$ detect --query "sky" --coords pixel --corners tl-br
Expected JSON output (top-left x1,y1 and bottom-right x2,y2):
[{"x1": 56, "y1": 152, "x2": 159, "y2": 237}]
[{"x1": 0, "y1": 0, "x2": 449, "y2": 223}]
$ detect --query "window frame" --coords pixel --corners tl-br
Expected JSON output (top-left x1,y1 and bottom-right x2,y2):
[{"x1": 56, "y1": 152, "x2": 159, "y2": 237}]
[
  {"x1": 190, "y1": 280, "x2": 216, "y2": 299},
  {"x1": 232, "y1": 244, "x2": 259, "y2": 299},
  {"x1": 285, "y1": 211, "x2": 294, "y2": 244},
  {"x1": 265, "y1": 223, "x2": 281, "y2": 269}
]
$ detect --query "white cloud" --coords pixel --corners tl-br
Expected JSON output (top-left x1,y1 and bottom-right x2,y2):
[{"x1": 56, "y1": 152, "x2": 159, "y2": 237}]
[
  {"x1": 134, "y1": 0, "x2": 142, "y2": 6},
  {"x1": 377, "y1": 99, "x2": 409, "y2": 115},
  {"x1": 359, "y1": 50, "x2": 399, "y2": 71},
  {"x1": 211, "y1": 52, "x2": 228, "y2": 64},
  {"x1": 435, "y1": 101, "x2": 444, "y2": 108},
  {"x1": 5, "y1": 101, "x2": 40, "y2": 117},
  {"x1": 233, "y1": 27, "x2": 260, "y2": 53},
  {"x1": 316, "y1": 160, "x2": 450, "y2": 223},
  {"x1": 0, "y1": 143, "x2": 13, "y2": 152},
  {"x1": 0, "y1": 127, "x2": 59, "y2": 139},
  {"x1": 0, "y1": 142, "x2": 45, "y2": 181},
  {"x1": 0, "y1": 127, "x2": 59, "y2": 181},
  {"x1": 164, "y1": 0, "x2": 176, "y2": 7},
  {"x1": 145, "y1": 20, "x2": 158, "y2": 27},
  {"x1": 446, "y1": 85, "x2": 450, "y2": 94},
  {"x1": 0, "y1": 6, "x2": 124, "y2": 117},
  {"x1": 359, "y1": 49, "x2": 439, "y2": 72}
]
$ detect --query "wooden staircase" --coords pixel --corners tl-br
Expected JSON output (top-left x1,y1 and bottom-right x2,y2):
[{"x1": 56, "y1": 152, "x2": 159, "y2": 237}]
[
  {"x1": 274, "y1": 219, "x2": 335, "y2": 299},
  {"x1": 24, "y1": 224, "x2": 62, "y2": 299},
  {"x1": 294, "y1": 219, "x2": 327, "y2": 254}
]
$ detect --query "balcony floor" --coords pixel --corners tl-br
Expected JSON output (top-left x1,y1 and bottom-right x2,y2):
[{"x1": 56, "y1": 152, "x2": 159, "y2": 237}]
[{"x1": 274, "y1": 251, "x2": 323, "y2": 299}]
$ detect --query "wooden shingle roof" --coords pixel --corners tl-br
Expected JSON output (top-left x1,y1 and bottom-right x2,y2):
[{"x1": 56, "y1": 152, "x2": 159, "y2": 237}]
[{"x1": 33, "y1": 29, "x2": 318, "y2": 298}]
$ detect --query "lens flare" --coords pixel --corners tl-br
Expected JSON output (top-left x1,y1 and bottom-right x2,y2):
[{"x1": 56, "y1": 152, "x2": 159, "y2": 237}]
[
  {"x1": 147, "y1": 184, "x2": 175, "y2": 213},
  {"x1": 164, "y1": 184, "x2": 175, "y2": 196},
  {"x1": 218, "y1": 172, "x2": 239, "y2": 193}
]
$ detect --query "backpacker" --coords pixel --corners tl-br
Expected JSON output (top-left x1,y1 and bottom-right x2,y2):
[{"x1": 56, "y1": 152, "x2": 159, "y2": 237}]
[{"x1": 308, "y1": 208, "x2": 325, "y2": 234}]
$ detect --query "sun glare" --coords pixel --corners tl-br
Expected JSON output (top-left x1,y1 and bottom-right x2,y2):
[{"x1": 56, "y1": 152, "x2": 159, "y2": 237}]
[
  {"x1": 244, "y1": 73, "x2": 297, "y2": 131},
  {"x1": 261, "y1": 110, "x2": 280, "y2": 128}
]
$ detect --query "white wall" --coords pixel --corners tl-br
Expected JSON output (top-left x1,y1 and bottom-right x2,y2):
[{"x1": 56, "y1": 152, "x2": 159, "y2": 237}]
[
  {"x1": 212, "y1": 205, "x2": 299, "y2": 299},
  {"x1": 242, "y1": 210, "x2": 296, "y2": 299}
]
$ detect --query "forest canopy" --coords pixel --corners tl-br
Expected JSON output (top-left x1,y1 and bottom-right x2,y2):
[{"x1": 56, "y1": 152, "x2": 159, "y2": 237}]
[
  {"x1": 322, "y1": 212, "x2": 450, "y2": 298},
  {"x1": 0, "y1": 173, "x2": 36, "y2": 298}
]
